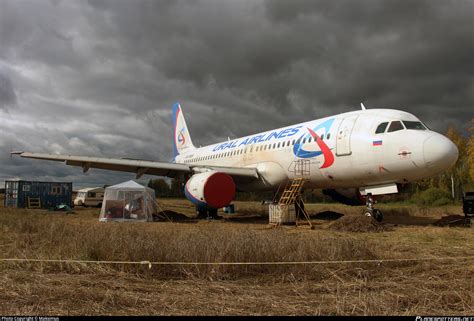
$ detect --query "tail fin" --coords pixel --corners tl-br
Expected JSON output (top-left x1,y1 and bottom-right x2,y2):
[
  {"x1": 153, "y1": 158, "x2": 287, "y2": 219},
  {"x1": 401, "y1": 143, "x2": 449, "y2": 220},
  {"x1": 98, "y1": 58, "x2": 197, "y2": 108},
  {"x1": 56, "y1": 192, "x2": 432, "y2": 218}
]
[{"x1": 172, "y1": 102, "x2": 195, "y2": 158}]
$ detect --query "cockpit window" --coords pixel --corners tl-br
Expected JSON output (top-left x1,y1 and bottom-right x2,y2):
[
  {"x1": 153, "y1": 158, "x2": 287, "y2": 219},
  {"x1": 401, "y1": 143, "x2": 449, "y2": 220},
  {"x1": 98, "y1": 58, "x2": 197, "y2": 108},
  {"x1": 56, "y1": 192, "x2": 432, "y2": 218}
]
[
  {"x1": 387, "y1": 121, "x2": 404, "y2": 132},
  {"x1": 375, "y1": 122, "x2": 389, "y2": 134},
  {"x1": 403, "y1": 121, "x2": 427, "y2": 130}
]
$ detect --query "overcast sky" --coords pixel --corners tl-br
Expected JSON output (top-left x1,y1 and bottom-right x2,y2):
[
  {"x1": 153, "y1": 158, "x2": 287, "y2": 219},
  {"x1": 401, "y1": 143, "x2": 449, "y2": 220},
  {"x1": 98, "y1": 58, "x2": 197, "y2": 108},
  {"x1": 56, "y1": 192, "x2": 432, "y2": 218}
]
[{"x1": 0, "y1": 0, "x2": 473, "y2": 188}]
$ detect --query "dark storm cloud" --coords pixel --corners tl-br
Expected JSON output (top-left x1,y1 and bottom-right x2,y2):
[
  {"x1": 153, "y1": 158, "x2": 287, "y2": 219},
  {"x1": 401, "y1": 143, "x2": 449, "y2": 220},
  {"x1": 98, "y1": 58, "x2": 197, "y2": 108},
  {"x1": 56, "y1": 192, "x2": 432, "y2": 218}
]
[
  {"x1": 0, "y1": 0, "x2": 472, "y2": 187},
  {"x1": 0, "y1": 71, "x2": 16, "y2": 109}
]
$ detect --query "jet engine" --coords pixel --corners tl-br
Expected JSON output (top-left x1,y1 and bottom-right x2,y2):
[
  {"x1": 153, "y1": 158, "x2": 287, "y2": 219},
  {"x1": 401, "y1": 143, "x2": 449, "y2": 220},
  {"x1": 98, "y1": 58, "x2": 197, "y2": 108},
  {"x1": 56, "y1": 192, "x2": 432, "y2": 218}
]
[
  {"x1": 184, "y1": 171, "x2": 236, "y2": 209},
  {"x1": 322, "y1": 188, "x2": 365, "y2": 206}
]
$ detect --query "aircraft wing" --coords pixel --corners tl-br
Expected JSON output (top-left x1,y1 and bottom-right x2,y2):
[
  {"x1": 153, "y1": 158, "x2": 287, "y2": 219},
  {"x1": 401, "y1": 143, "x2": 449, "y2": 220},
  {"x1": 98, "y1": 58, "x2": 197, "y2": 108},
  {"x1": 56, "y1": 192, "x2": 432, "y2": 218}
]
[{"x1": 12, "y1": 152, "x2": 259, "y2": 180}]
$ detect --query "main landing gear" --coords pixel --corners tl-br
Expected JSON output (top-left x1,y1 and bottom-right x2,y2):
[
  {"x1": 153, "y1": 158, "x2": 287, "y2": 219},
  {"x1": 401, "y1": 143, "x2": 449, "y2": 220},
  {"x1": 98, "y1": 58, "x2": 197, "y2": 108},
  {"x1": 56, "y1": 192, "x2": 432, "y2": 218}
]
[
  {"x1": 364, "y1": 193, "x2": 383, "y2": 222},
  {"x1": 196, "y1": 206, "x2": 220, "y2": 220}
]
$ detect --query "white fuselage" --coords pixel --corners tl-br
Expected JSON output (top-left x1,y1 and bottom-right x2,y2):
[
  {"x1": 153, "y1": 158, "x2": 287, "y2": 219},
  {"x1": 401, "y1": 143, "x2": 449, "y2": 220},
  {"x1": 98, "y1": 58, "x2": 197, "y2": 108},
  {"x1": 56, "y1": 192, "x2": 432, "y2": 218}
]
[{"x1": 175, "y1": 109, "x2": 458, "y2": 191}]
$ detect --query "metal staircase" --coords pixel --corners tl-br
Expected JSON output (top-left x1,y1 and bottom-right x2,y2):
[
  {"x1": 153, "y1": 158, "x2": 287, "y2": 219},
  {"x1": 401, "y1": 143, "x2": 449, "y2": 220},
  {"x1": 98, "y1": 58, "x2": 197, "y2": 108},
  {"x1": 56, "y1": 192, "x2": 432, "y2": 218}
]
[
  {"x1": 279, "y1": 177, "x2": 306, "y2": 205},
  {"x1": 270, "y1": 159, "x2": 313, "y2": 228}
]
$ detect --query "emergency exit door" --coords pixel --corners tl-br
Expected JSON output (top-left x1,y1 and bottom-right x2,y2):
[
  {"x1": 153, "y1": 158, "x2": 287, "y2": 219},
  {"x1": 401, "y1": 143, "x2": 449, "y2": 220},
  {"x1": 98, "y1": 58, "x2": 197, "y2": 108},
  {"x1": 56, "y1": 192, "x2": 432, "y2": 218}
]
[{"x1": 336, "y1": 115, "x2": 359, "y2": 156}]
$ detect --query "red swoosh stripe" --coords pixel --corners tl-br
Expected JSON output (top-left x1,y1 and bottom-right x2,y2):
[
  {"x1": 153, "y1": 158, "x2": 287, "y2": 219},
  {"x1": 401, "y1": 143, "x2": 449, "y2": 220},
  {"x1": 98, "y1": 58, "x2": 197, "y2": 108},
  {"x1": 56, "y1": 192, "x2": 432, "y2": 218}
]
[{"x1": 307, "y1": 128, "x2": 334, "y2": 169}]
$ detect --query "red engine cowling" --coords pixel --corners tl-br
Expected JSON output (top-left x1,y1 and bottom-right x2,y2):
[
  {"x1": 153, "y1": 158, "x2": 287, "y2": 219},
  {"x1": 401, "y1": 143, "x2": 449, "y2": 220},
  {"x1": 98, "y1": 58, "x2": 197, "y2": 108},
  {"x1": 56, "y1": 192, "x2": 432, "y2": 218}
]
[{"x1": 184, "y1": 171, "x2": 236, "y2": 208}]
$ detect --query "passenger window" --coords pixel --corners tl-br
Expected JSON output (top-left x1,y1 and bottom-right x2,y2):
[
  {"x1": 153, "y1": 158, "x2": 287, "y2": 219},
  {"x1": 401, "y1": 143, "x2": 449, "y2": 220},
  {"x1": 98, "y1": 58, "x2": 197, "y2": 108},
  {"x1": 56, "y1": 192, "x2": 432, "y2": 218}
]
[
  {"x1": 326, "y1": 133, "x2": 331, "y2": 140},
  {"x1": 320, "y1": 134, "x2": 324, "y2": 140},
  {"x1": 387, "y1": 121, "x2": 404, "y2": 132},
  {"x1": 375, "y1": 122, "x2": 389, "y2": 134}
]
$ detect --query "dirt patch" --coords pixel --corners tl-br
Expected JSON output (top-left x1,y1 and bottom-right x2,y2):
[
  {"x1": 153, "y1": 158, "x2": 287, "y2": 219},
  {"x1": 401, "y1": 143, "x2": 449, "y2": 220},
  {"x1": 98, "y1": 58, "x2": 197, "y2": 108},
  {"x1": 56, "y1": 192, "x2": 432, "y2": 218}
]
[
  {"x1": 434, "y1": 215, "x2": 471, "y2": 227},
  {"x1": 312, "y1": 211, "x2": 344, "y2": 221},
  {"x1": 327, "y1": 215, "x2": 393, "y2": 232},
  {"x1": 155, "y1": 210, "x2": 194, "y2": 222}
]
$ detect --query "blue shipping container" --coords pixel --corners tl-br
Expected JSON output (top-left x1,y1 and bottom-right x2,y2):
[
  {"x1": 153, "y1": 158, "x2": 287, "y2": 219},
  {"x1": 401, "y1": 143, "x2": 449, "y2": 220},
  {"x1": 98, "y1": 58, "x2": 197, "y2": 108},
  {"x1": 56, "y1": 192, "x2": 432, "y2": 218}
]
[{"x1": 4, "y1": 180, "x2": 73, "y2": 209}]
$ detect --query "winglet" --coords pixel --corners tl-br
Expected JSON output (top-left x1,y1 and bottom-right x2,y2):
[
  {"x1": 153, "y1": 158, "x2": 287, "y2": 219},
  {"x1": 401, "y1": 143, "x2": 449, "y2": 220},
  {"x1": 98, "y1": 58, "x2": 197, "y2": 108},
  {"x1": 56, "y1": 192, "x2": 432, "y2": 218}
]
[
  {"x1": 360, "y1": 103, "x2": 367, "y2": 110},
  {"x1": 10, "y1": 150, "x2": 24, "y2": 158}
]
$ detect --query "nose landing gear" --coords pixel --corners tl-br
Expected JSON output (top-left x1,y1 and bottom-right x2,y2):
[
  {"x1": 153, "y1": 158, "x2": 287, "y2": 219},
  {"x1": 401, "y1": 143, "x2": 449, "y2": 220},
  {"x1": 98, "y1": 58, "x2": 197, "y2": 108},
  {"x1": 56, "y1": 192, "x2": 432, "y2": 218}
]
[{"x1": 364, "y1": 193, "x2": 383, "y2": 222}]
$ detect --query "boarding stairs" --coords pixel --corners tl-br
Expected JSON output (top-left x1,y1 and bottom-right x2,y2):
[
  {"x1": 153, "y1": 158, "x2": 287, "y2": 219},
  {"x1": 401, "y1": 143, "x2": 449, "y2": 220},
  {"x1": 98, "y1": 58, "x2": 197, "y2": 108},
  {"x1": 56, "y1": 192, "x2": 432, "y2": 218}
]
[
  {"x1": 271, "y1": 159, "x2": 313, "y2": 228},
  {"x1": 279, "y1": 177, "x2": 306, "y2": 205}
]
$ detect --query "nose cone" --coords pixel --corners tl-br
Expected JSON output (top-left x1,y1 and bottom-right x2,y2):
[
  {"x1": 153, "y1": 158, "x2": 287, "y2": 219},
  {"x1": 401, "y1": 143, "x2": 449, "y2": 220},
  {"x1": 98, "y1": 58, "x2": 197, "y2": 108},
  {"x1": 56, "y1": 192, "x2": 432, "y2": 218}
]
[{"x1": 423, "y1": 134, "x2": 458, "y2": 171}]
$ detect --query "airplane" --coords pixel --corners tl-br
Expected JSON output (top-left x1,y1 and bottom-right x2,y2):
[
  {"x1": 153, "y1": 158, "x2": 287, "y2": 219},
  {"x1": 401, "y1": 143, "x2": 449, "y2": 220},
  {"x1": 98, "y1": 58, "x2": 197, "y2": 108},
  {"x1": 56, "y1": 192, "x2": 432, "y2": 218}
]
[{"x1": 12, "y1": 102, "x2": 459, "y2": 221}]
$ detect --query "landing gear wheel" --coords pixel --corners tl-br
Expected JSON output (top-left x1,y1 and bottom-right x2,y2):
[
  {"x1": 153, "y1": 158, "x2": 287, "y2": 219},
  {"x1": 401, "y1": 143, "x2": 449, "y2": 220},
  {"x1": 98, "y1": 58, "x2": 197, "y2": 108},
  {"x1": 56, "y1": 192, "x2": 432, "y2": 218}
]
[
  {"x1": 362, "y1": 193, "x2": 383, "y2": 222},
  {"x1": 207, "y1": 208, "x2": 219, "y2": 220},
  {"x1": 364, "y1": 209, "x2": 373, "y2": 217},
  {"x1": 196, "y1": 206, "x2": 208, "y2": 219},
  {"x1": 372, "y1": 209, "x2": 383, "y2": 222}
]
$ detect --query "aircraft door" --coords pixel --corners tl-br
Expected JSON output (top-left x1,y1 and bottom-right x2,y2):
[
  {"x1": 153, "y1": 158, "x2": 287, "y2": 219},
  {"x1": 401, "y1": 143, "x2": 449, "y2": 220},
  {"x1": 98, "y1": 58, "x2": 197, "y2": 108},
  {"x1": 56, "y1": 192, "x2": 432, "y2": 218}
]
[{"x1": 336, "y1": 115, "x2": 359, "y2": 156}]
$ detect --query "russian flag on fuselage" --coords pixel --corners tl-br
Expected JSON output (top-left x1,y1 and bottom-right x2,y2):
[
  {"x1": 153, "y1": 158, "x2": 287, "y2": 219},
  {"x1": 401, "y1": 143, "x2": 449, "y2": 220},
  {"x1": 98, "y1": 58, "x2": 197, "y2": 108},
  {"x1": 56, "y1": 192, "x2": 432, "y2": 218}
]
[{"x1": 373, "y1": 140, "x2": 383, "y2": 146}]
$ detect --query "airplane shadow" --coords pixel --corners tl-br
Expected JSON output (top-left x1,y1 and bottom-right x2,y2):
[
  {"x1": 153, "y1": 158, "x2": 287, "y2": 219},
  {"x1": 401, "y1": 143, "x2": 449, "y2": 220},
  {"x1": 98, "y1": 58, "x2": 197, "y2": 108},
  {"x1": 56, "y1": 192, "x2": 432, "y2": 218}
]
[
  {"x1": 155, "y1": 208, "x2": 459, "y2": 227},
  {"x1": 310, "y1": 211, "x2": 344, "y2": 221},
  {"x1": 381, "y1": 208, "x2": 440, "y2": 226}
]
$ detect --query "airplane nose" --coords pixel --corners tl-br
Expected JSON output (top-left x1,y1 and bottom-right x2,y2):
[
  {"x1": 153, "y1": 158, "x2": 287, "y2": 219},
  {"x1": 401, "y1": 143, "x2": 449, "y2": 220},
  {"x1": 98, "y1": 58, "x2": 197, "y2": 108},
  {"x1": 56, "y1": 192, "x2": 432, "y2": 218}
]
[{"x1": 423, "y1": 134, "x2": 458, "y2": 170}]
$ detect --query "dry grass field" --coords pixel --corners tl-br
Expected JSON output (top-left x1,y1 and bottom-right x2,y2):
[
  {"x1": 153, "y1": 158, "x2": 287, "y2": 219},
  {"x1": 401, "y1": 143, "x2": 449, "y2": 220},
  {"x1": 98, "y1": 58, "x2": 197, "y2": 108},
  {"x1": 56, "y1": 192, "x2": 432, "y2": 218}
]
[{"x1": 0, "y1": 196, "x2": 473, "y2": 315}]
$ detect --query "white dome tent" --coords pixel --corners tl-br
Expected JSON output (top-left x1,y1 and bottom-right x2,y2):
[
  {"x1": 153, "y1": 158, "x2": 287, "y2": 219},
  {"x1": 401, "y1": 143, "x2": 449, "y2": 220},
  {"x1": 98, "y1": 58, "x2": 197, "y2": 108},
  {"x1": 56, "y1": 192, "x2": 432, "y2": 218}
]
[{"x1": 99, "y1": 180, "x2": 158, "y2": 222}]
